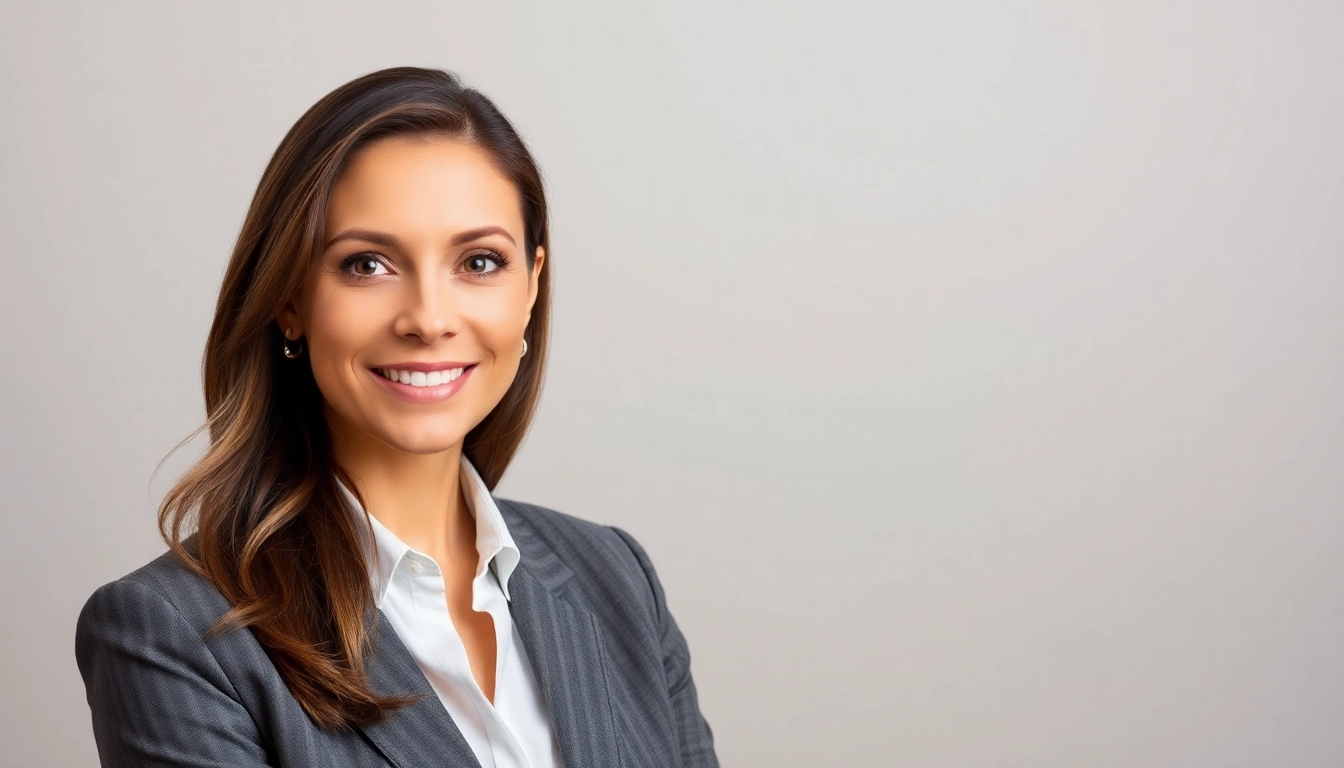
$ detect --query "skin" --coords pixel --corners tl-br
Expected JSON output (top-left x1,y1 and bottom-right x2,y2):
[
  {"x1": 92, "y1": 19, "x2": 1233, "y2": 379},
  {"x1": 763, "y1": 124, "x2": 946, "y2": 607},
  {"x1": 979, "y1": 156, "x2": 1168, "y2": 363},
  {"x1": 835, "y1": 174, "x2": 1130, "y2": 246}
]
[{"x1": 275, "y1": 135, "x2": 545, "y2": 704}]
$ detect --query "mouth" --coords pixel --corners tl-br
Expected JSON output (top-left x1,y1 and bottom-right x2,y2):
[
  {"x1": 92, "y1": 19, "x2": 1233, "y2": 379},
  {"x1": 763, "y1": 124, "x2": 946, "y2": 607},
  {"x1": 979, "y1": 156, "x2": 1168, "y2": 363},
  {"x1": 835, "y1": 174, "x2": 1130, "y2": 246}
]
[{"x1": 371, "y1": 364, "x2": 477, "y2": 389}]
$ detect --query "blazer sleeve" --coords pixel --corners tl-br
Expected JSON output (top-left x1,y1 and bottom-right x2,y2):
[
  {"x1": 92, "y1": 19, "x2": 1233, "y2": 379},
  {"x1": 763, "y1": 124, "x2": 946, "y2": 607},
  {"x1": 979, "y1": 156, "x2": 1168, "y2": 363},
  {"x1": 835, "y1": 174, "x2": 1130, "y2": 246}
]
[
  {"x1": 609, "y1": 527, "x2": 720, "y2": 768},
  {"x1": 74, "y1": 577, "x2": 274, "y2": 768}
]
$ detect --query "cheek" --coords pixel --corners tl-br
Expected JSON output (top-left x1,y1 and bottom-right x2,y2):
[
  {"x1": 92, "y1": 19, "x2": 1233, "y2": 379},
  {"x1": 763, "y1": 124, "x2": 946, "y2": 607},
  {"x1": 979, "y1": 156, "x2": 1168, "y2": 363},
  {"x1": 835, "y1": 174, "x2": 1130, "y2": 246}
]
[
  {"x1": 476, "y1": 315, "x2": 527, "y2": 363},
  {"x1": 307, "y1": 338, "x2": 362, "y2": 411},
  {"x1": 476, "y1": 285, "x2": 532, "y2": 333},
  {"x1": 305, "y1": 291, "x2": 377, "y2": 394}
]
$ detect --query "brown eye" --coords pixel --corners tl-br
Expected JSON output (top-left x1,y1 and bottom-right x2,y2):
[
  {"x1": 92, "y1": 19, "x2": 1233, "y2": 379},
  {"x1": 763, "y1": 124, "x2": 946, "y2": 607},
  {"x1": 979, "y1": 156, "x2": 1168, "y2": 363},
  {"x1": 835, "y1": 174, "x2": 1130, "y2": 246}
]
[
  {"x1": 465, "y1": 250, "x2": 508, "y2": 275},
  {"x1": 340, "y1": 254, "x2": 389, "y2": 279}
]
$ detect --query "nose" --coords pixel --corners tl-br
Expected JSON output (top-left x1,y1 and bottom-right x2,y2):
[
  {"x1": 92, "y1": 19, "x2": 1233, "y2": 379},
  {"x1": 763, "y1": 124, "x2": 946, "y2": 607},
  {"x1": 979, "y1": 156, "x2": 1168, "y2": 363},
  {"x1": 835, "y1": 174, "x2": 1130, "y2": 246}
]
[{"x1": 392, "y1": 270, "x2": 462, "y2": 343}]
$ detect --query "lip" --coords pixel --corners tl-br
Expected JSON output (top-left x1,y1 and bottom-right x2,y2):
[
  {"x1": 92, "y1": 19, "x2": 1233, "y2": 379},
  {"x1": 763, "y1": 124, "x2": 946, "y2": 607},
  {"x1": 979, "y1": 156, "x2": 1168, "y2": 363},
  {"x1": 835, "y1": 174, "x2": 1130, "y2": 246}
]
[
  {"x1": 370, "y1": 363, "x2": 476, "y2": 404},
  {"x1": 373, "y1": 361, "x2": 476, "y2": 372}
]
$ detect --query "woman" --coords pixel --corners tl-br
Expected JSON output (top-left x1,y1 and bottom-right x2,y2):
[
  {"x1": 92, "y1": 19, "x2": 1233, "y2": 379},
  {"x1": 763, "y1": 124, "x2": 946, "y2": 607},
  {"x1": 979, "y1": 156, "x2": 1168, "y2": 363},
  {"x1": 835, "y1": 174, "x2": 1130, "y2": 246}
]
[{"x1": 74, "y1": 66, "x2": 718, "y2": 768}]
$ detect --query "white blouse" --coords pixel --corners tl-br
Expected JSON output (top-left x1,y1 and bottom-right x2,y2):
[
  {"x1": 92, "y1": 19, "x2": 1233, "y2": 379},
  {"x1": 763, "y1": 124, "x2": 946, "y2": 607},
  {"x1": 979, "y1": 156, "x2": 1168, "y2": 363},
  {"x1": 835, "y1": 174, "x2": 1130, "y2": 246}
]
[{"x1": 336, "y1": 455, "x2": 562, "y2": 768}]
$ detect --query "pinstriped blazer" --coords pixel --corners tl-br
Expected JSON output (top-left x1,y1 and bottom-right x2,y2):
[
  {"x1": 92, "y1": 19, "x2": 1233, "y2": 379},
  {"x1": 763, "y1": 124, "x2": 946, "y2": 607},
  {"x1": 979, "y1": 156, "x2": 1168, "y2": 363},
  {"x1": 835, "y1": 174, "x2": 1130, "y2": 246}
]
[{"x1": 74, "y1": 497, "x2": 719, "y2": 768}]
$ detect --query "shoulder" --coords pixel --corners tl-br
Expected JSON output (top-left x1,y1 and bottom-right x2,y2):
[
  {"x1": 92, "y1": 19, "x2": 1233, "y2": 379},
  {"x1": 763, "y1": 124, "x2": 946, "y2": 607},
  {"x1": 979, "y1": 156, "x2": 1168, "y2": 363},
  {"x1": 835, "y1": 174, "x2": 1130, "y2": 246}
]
[
  {"x1": 73, "y1": 544, "x2": 260, "y2": 714},
  {"x1": 75, "y1": 542, "x2": 236, "y2": 654},
  {"x1": 494, "y1": 496, "x2": 669, "y2": 621},
  {"x1": 74, "y1": 547, "x2": 285, "y2": 765},
  {"x1": 494, "y1": 495, "x2": 654, "y2": 576},
  {"x1": 495, "y1": 496, "x2": 636, "y2": 559}
]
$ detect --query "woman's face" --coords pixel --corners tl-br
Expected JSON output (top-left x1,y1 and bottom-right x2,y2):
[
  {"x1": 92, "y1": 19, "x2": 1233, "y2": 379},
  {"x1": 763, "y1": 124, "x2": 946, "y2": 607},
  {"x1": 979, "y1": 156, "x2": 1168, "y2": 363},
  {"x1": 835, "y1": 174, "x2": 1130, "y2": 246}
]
[{"x1": 277, "y1": 135, "x2": 544, "y2": 458}]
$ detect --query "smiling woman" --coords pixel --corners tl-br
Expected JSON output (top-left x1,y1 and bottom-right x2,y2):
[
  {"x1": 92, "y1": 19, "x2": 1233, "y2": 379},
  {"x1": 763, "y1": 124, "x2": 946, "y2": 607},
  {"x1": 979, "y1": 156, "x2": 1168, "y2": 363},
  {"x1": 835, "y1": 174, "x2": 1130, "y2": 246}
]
[
  {"x1": 283, "y1": 137, "x2": 541, "y2": 456},
  {"x1": 73, "y1": 67, "x2": 718, "y2": 768}
]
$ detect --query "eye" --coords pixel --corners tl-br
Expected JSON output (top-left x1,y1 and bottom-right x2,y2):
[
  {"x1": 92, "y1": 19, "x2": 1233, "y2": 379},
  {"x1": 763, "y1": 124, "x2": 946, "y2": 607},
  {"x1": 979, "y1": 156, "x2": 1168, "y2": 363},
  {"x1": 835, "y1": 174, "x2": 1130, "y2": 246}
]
[
  {"x1": 463, "y1": 249, "x2": 510, "y2": 276},
  {"x1": 340, "y1": 253, "x2": 390, "y2": 280}
]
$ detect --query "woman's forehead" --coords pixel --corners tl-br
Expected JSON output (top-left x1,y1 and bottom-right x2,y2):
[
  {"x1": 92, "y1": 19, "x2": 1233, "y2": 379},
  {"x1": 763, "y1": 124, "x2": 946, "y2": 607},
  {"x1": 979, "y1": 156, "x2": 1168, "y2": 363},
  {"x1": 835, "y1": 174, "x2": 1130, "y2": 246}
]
[{"x1": 324, "y1": 136, "x2": 523, "y2": 242}]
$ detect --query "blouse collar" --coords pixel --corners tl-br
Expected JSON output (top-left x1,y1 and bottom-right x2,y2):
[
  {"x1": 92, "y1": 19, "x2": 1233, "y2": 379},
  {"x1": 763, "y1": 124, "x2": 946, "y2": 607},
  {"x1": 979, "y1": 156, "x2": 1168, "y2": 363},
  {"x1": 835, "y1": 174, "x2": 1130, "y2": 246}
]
[{"x1": 335, "y1": 453, "x2": 521, "y2": 606}]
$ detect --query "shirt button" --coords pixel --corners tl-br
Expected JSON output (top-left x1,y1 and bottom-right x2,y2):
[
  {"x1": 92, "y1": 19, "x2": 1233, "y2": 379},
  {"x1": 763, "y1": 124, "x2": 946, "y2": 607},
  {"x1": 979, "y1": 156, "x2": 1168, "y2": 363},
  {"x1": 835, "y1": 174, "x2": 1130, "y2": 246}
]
[{"x1": 408, "y1": 560, "x2": 422, "y2": 574}]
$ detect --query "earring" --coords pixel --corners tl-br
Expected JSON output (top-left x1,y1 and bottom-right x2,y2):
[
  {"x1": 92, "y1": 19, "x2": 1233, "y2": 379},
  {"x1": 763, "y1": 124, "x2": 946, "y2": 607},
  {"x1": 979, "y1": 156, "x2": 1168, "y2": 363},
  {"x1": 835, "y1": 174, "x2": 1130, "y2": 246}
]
[
  {"x1": 282, "y1": 330, "x2": 306, "y2": 359},
  {"x1": 521, "y1": 338, "x2": 528, "y2": 358}
]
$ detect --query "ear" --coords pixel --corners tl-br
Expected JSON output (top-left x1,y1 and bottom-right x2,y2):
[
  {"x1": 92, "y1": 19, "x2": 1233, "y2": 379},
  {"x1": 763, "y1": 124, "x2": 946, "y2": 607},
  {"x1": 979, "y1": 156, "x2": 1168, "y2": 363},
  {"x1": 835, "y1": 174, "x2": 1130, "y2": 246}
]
[
  {"x1": 275, "y1": 299, "x2": 304, "y2": 339},
  {"x1": 525, "y1": 245, "x2": 546, "y2": 321}
]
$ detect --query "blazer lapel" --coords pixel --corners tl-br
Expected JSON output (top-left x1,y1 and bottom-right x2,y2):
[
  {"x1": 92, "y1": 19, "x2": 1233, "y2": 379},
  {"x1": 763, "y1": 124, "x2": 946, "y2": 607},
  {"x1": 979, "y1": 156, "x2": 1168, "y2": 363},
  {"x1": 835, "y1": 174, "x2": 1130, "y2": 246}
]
[
  {"x1": 358, "y1": 610, "x2": 482, "y2": 768},
  {"x1": 502, "y1": 501, "x2": 622, "y2": 768}
]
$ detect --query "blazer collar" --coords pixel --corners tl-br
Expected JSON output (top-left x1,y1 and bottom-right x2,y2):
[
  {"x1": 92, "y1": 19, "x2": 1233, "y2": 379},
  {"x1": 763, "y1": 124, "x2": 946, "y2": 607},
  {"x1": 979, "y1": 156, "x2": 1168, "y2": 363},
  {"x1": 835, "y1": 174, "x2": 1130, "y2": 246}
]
[
  {"x1": 358, "y1": 610, "x2": 481, "y2": 768},
  {"x1": 356, "y1": 496, "x2": 621, "y2": 768},
  {"x1": 497, "y1": 497, "x2": 622, "y2": 768}
]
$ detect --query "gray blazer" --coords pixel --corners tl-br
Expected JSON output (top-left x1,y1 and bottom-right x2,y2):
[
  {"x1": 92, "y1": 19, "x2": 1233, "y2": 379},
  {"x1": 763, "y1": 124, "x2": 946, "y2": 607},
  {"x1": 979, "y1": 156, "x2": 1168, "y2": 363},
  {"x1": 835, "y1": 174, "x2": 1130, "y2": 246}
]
[{"x1": 75, "y1": 497, "x2": 719, "y2": 767}]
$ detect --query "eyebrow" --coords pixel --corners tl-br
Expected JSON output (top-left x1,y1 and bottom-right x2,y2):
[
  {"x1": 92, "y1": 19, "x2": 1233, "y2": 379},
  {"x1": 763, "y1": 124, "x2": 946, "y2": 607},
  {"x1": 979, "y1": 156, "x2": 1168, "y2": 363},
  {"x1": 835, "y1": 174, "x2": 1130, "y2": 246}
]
[{"x1": 323, "y1": 225, "x2": 516, "y2": 251}]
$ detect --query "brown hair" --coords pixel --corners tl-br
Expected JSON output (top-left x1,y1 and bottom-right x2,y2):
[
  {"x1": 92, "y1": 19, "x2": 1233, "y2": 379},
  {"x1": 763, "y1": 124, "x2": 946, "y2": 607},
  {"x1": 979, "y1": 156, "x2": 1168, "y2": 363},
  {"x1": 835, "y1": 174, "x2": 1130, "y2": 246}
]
[{"x1": 156, "y1": 67, "x2": 551, "y2": 730}]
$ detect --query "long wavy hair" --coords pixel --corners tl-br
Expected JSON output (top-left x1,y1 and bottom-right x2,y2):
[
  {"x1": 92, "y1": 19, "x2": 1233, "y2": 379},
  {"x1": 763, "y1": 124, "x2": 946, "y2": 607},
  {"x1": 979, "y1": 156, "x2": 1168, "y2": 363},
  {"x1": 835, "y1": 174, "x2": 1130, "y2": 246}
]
[{"x1": 156, "y1": 67, "x2": 551, "y2": 730}]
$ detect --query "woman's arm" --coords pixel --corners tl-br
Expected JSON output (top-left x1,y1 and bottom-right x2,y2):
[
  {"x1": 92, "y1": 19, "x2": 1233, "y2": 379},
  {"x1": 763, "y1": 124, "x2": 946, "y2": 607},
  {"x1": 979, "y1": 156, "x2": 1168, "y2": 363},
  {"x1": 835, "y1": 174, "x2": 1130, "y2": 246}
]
[
  {"x1": 75, "y1": 577, "x2": 274, "y2": 767},
  {"x1": 610, "y1": 527, "x2": 720, "y2": 768}
]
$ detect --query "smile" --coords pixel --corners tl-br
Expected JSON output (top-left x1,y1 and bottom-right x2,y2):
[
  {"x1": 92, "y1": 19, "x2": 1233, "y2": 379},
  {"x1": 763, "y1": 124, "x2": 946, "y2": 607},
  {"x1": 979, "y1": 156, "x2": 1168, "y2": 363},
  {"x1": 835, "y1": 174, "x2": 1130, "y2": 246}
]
[
  {"x1": 369, "y1": 363, "x2": 477, "y2": 403},
  {"x1": 374, "y1": 366, "x2": 471, "y2": 388}
]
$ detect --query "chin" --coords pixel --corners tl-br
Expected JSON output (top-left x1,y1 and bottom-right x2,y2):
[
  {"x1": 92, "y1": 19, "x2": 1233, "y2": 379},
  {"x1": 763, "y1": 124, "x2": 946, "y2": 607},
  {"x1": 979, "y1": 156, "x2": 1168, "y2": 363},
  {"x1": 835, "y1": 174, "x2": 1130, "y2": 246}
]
[{"x1": 373, "y1": 423, "x2": 471, "y2": 455}]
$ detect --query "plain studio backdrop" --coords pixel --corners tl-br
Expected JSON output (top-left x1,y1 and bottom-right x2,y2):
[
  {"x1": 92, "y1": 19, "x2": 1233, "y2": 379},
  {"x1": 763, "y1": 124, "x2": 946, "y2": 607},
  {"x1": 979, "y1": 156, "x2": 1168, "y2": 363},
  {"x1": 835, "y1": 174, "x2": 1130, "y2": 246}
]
[{"x1": 2, "y1": 1, "x2": 1341, "y2": 766}]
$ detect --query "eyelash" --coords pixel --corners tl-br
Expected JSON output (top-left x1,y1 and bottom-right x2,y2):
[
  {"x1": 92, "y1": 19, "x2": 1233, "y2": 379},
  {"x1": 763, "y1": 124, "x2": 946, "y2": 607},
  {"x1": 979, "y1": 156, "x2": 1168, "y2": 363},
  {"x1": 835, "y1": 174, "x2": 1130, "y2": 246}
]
[{"x1": 338, "y1": 250, "x2": 511, "y2": 282}]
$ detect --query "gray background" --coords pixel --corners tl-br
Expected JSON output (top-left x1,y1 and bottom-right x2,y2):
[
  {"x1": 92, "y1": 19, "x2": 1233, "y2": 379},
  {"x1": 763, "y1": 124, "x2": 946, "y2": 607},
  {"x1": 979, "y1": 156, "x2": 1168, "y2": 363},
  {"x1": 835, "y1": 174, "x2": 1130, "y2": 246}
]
[{"x1": 2, "y1": 1, "x2": 1341, "y2": 766}]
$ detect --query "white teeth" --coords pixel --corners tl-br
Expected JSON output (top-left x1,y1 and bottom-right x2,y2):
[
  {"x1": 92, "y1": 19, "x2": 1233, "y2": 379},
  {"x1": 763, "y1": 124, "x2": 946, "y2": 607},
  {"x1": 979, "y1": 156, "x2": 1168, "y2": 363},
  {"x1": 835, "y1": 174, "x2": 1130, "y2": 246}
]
[{"x1": 379, "y1": 367, "x2": 466, "y2": 387}]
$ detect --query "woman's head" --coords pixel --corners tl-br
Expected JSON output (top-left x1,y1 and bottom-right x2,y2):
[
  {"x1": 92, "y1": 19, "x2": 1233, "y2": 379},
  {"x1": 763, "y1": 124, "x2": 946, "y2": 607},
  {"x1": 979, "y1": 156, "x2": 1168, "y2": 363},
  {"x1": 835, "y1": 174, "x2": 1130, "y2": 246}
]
[
  {"x1": 277, "y1": 132, "x2": 545, "y2": 469},
  {"x1": 208, "y1": 66, "x2": 550, "y2": 489},
  {"x1": 159, "y1": 67, "x2": 550, "y2": 729}
]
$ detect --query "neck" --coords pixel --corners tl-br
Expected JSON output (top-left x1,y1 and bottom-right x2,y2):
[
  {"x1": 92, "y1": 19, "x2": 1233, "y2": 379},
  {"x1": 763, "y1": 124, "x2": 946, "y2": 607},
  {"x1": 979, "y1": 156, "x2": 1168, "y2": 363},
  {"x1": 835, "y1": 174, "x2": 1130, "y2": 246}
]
[{"x1": 330, "y1": 421, "x2": 475, "y2": 565}]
